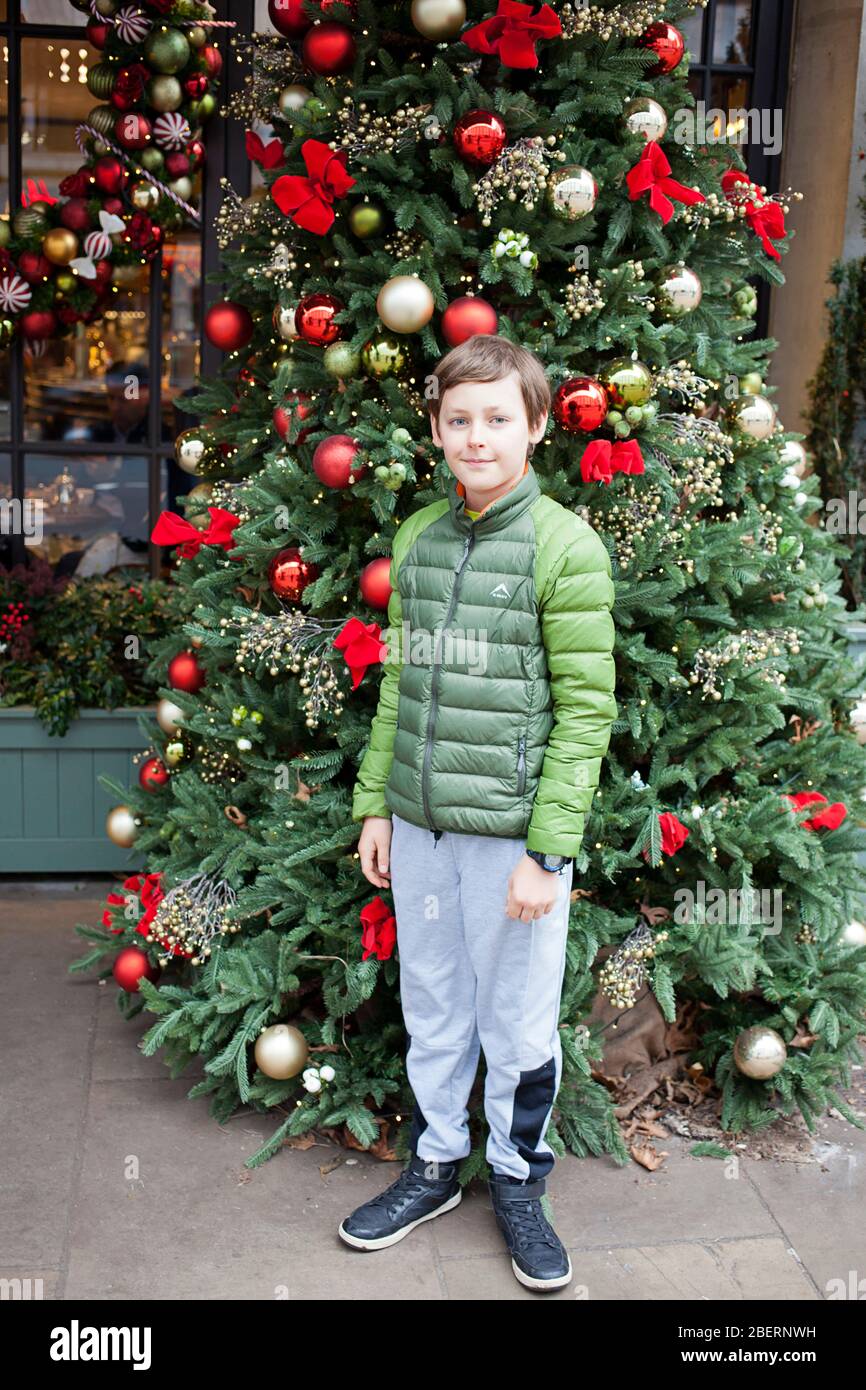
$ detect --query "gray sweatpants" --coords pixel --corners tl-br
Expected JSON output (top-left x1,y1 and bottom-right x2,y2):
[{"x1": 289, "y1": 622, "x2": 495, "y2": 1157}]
[{"x1": 389, "y1": 812, "x2": 575, "y2": 1185}]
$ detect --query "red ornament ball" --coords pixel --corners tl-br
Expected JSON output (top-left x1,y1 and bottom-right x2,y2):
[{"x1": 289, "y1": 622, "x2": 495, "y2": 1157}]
[
  {"x1": 92, "y1": 259, "x2": 114, "y2": 289},
  {"x1": 183, "y1": 73, "x2": 209, "y2": 99},
  {"x1": 187, "y1": 139, "x2": 206, "y2": 170},
  {"x1": 296, "y1": 291, "x2": 344, "y2": 346},
  {"x1": 102, "y1": 196, "x2": 124, "y2": 218},
  {"x1": 165, "y1": 152, "x2": 191, "y2": 178},
  {"x1": 312, "y1": 434, "x2": 366, "y2": 488},
  {"x1": 168, "y1": 650, "x2": 206, "y2": 693},
  {"x1": 19, "y1": 310, "x2": 58, "y2": 340},
  {"x1": 359, "y1": 556, "x2": 392, "y2": 610},
  {"x1": 302, "y1": 21, "x2": 357, "y2": 75},
  {"x1": 113, "y1": 946, "x2": 160, "y2": 994},
  {"x1": 268, "y1": 0, "x2": 313, "y2": 37},
  {"x1": 452, "y1": 109, "x2": 507, "y2": 167},
  {"x1": 637, "y1": 21, "x2": 685, "y2": 77},
  {"x1": 273, "y1": 391, "x2": 313, "y2": 442},
  {"x1": 553, "y1": 377, "x2": 609, "y2": 433},
  {"x1": 139, "y1": 756, "x2": 170, "y2": 792},
  {"x1": 201, "y1": 44, "x2": 223, "y2": 78},
  {"x1": 86, "y1": 18, "x2": 110, "y2": 48},
  {"x1": 59, "y1": 197, "x2": 92, "y2": 234},
  {"x1": 17, "y1": 251, "x2": 52, "y2": 284},
  {"x1": 92, "y1": 155, "x2": 127, "y2": 196},
  {"x1": 268, "y1": 548, "x2": 320, "y2": 604},
  {"x1": 441, "y1": 297, "x2": 498, "y2": 348},
  {"x1": 204, "y1": 300, "x2": 254, "y2": 352},
  {"x1": 114, "y1": 112, "x2": 152, "y2": 150}
]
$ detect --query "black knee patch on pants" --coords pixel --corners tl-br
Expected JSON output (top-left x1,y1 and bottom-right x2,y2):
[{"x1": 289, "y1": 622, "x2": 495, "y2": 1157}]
[{"x1": 509, "y1": 1056, "x2": 556, "y2": 1180}]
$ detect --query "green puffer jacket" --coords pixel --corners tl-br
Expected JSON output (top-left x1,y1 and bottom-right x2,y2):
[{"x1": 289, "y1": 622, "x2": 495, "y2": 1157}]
[{"x1": 351, "y1": 460, "x2": 617, "y2": 857}]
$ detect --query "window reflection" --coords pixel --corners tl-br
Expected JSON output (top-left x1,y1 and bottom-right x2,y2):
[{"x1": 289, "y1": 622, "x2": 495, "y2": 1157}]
[
  {"x1": 679, "y1": 9, "x2": 706, "y2": 65},
  {"x1": 23, "y1": 454, "x2": 158, "y2": 567},
  {"x1": 21, "y1": 37, "x2": 96, "y2": 194},
  {"x1": 709, "y1": 72, "x2": 752, "y2": 148},
  {"x1": 161, "y1": 234, "x2": 201, "y2": 441},
  {"x1": 712, "y1": 0, "x2": 753, "y2": 65},
  {"x1": 21, "y1": 2, "x2": 84, "y2": 22},
  {"x1": 0, "y1": 453, "x2": 11, "y2": 569}
]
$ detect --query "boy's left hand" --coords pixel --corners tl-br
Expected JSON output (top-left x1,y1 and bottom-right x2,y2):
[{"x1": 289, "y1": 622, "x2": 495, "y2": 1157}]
[{"x1": 505, "y1": 854, "x2": 562, "y2": 923}]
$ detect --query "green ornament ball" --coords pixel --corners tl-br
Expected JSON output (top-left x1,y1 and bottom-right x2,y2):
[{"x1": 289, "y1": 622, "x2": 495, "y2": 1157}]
[
  {"x1": 13, "y1": 206, "x2": 48, "y2": 237},
  {"x1": 624, "y1": 406, "x2": 644, "y2": 425},
  {"x1": 0, "y1": 218, "x2": 9, "y2": 248},
  {"x1": 139, "y1": 146, "x2": 166, "y2": 175},
  {"x1": 87, "y1": 104, "x2": 117, "y2": 136},
  {"x1": 349, "y1": 203, "x2": 384, "y2": 239},
  {"x1": 322, "y1": 341, "x2": 361, "y2": 379},
  {"x1": 86, "y1": 62, "x2": 116, "y2": 99},
  {"x1": 144, "y1": 27, "x2": 191, "y2": 76},
  {"x1": 391, "y1": 427, "x2": 412, "y2": 446},
  {"x1": 147, "y1": 75, "x2": 183, "y2": 112}
]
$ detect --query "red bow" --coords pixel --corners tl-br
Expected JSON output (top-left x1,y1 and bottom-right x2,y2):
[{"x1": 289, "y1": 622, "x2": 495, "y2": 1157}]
[
  {"x1": 150, "y1": 507, "x2": 240, "y2": 559},
  {"x1": 332, "y1": 616, "x2": 387, "y2": 690},
  {"x1": 462, "y1": 0, "x2": 562, "y2": 68},
  {"x1": 359, "y1": 896, "x2": 397, "y2": 961},
  {"x1": 271, "y1": 139, "x2": 356, "y2": 235},
  {"x1": 626, "y1": 142, "x2": 707, "y2": 225},
  {"x1": 721, "y1": 169, "x2": 787, "y2": 262},
  {"x1": 783, "y1": 791, "x2": 847, "y2": 832},
  {"x1": 21, "y1": 177, "x2": 57, "y2": 207},
  {"x1": 245, "y1": 130, "x2": 285, "y2": 169},
  {"x1": 640, "y1": 812, "x2": 690, "y2": 863},
  {"x1": 579, "y1": 438, "x2": 645, "y2": 485}
]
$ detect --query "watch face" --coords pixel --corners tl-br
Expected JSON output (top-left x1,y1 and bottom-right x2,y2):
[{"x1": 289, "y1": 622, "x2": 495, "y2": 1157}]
[{"x1": 545, "y1": 854, "x2": 567, "y2": 868}]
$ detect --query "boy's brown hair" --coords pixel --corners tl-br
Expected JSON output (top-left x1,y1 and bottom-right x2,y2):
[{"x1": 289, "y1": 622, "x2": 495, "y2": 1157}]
[{"x1": 427, "y1": 334, "x2": 551, "y2": 457}]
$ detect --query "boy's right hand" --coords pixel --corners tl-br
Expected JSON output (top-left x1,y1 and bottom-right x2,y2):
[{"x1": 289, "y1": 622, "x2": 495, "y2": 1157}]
[{"x1": 358, "y1": 816, "x2": 392, "y2": 887}]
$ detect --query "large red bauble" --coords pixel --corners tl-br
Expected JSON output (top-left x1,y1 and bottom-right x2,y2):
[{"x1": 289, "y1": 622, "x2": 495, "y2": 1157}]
[
  {"x1": 103, "y1": 196, "x2": 124, "y2": 217},
  {"x1": 441, "y1": 296, "x2": 498, "y2": 348},
  {"x1": 553, "y1": 377, "x2": 609, "y2": 432},
  {"x1": 165, "y1": 151, "x2": 191, "y2": 178},
  {"x1": 268, "y1": 0, "x2": 313, "y2": 37},
  {"x1": 187, "y1": 139, "x2": 206, "y2": 170},
  {"x1": 92, "y1": 155, "x2": 127, "y2": 195},
  {"x1": 636, "y1": 21, "x2": 685, "y2": 76},
  {"x1": 273, "y1": 391, "x2": 313, "y2": 443},
  {"x1": 359, "y1": 556, "x2": 392, "y2": 610},
  {"x1": 115, "y1": 112, "x2": 152, "y2": 150},
  {"x1": 139, "y1": 756, "x2": 169, "y2": 791},
  {"x1": 59, "y1": 197, "x2": 92, "y2": 234},
  {"x1": 312, "y1": 434, "x2": 366, "y2": 488},
  {"x1": 113, "y1": 946, "x2": 160, "y2": 994},
  {"x1": 452, "y1": 109, "x2": 507, "y2": 167},
  {"x1": 204, "y1": 300, "x2": 254, "y2": 352},
  {"x1": 183, "y1": 73, "x2": 208, "y2": 99},
  {"x1": 268, "y1": 548, "x2": 320, "y2": 603},
  {"x1": 86, "y1": 18, "x2": 110, "y2": 48},
  {"x1": 296, "y1": 292, "x2": 344, "y2": 346},
  {"x1": 20, "y1": 310, "x2": 57, "y2": 340},
  {"x1": 17, "y1": 251, "x2": 52, "y2": 284},
  {"x1": 168, "y1": 650, "x2": 206, "y2": 693},
  {"x1": 302, "y1": 21, "x2": 357, "y2": 75},
  {"x1": 92, "y1": 259, "x2": 114, "y2": 288},
  {"x1": 201, "y1": 45, "x2": 223, "y2": 77}
]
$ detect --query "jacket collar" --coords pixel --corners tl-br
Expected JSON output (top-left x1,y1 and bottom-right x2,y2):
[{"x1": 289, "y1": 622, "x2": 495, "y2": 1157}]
[{"x1": 446, "y1": 458, "x2": 540, "y2": 536}]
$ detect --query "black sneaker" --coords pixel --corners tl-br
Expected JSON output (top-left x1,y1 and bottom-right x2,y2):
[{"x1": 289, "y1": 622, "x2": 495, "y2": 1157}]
[
  {"x1": 488, "y1": 1175, "x2": 573, "y2": 1291},
  {"x1": 338, "y1": 1152, "x2": 463, "y2": 1251}
]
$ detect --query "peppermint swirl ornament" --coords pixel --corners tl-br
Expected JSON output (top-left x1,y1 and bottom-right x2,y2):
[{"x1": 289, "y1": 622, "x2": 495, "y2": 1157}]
[
  {"x1": 114, "y1": 6, "x2": 152, "y2": 45},
  {"x1": 153, "y1": 111, "x2": 192, "y2": 150},
  {"x1": 84, "y1": 228, "x2": 111, "y2": 261},
  {"x1": 0, "y1": 273, "x2": 32, "y2": 313}
]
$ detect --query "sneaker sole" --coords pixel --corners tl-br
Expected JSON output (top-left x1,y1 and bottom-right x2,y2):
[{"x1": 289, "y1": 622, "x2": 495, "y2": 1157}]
[
  {"x1": 511, "y1": 1253, "x2": 573, "y2": 1291},
  {"x1": 338, "y1": 1188, "x2": 462, "y2": 1251}
]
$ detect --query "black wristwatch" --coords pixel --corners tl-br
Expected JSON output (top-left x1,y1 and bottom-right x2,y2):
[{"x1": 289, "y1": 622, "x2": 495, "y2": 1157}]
[{"x1": 526, "y1": 850, "x2": 572, "y2": 874}]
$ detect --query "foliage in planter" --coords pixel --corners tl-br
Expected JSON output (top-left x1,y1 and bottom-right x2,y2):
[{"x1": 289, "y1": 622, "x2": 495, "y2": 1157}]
[{"x1": 0, "y1": 558, "x2": 173, "y2": 735}]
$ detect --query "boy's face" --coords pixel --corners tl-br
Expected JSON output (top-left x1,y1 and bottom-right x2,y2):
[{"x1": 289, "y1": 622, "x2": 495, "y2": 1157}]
[{"x1": 430, "y1": 369, "x2": 547, "y2": 499}]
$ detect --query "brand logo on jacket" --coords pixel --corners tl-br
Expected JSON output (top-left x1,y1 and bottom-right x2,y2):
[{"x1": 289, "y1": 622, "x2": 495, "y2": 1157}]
[{"x1": 490, "y1": 582, "x2": 511, "y2": 599}]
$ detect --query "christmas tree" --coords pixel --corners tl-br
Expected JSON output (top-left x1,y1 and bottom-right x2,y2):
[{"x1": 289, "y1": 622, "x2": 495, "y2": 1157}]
[{"x1": 73, "y1": 0, "x2": 866, "y2": 1172}]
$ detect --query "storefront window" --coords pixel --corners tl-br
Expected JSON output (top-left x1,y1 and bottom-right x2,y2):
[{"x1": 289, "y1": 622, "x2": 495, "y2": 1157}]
[{"x1": 24, "y1": 452, "x2": 161, "y2": 567}]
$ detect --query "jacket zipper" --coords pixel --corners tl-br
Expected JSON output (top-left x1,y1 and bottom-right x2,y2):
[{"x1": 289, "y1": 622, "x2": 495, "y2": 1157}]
[
  {"x1": 422, "y1": 528, "x2": 476, "y2": 842},
  {"x1": 517, "y1": 734, "x2": 526, "y2": 797}
]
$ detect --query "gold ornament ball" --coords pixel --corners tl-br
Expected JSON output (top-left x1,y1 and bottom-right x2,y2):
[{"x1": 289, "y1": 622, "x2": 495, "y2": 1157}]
[
  {"x1": 546, "y1": 164, "x2": 598, "y2": 222},
  {"x1": 376, "y1": 274, "x2": 435, "y2": 334},
  {"x1": 599, "y1": 356, "x2": 654, "y2": 408},
  {"x1": 361, "y1": 333, "x2": 406, "y2": 378},
  {"x1": 272, "y1": 303, "x2": 298, "y2": 340},
  {"x1": 739, "y1": 370, "x2": 764, "y2": 396},
  {"x1": 55, "y1": 271, "x2": 77, "y2": 294},
  {"x1": 411, "y1": 0, "x2": 467, "y2": 40},
  {"x1": 131, "y1": 180, "x2": 161, "y2": 212},
  {"x1": 349, "y1": 202, "x2": 384, "y2": 239},
  {"x1": 0, "y1": 217, "x2": 10, "y2": 248},
  {"x1": 254, "y1": 1023, "x2": 309, "y2": 1080},
  {"x1": 323, "y1": 341, "x2": 361, "y2": 379},
  {"x1": 147, "y1": 75, "x2": 183, "y2": 112},
  {"x1": 840, "y1": 919, "x2": 866, "y2": 947},
  {"x1": 733, "y1": 393, "x2": 777, "y2": 440},
  {"x1": 42, "y1": 227, "x2": 79, "y2": 266},
  {"x1": 623, "y1": 96, "x2": 668, "y2": 142},
  {"x1": 278, "y1": 84, "x2": 312, "y2": 118},
  {"x1": 156, "y1": 697, "x2": 185, "y2": 736},
  {"x1": 175, "y1": 427, "x2": 213, "y2": 476},
  {"x1": 780, "y1": 439, "x2": 807, "y2": 476},
  {"x1": 188, "y1": 24, "x2": 208, "y2": 47},
  {"x1": 168, "y1": 176, "x2": 194, "y2": 202},
  {"x1": 164, "y1": 737, "x2": 188, "y2": 768},
  {"x1": 732, "y1": 1025, "x2": 787, "y2": 1080},
  {"x1": 106, "y1": 804, "x2": 138, "y2": 848},
  {"x1": 87, "y1": 104, "x2": 117, "y2": 137},
  {"x1": 185, "y1": 482, "x2": 214, "y2": 529},
  {"x1": 14, "y1": 206, "x2": 48, "y2": 237},
  {"x1": 657, "y1": 265, "x2": 702, "y2": 316}
]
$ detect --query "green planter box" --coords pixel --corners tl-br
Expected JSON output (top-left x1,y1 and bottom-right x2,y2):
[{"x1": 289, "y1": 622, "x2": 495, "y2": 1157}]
[{"x1": 0, "y1": 707, "x2": 150, "y2": 874}]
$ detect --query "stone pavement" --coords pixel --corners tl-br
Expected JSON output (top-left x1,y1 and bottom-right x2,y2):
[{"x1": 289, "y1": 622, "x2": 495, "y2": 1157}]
[{"x1": 2, "y1": 880, "x2": 865, "y2": 1302}]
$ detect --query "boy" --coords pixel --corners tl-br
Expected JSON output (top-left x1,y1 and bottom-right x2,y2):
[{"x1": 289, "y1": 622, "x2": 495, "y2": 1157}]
[{"x1": 340, "y1": 334, "x2": 617, "y2": 1292}]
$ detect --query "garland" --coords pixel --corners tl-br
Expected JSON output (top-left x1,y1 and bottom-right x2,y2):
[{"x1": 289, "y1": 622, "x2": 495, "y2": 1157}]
[{"x1": 0, "y1": 0, "x2": 231, "y2": 354}]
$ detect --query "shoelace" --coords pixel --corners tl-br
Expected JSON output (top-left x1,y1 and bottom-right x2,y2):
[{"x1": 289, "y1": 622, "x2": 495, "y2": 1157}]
[
  {"x1": 502, "y1": 1197, "x2": 562, "y2": 1252},
  {"x1": 366, "y1": 1170, "x2": 438, "y2": 1212}
]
